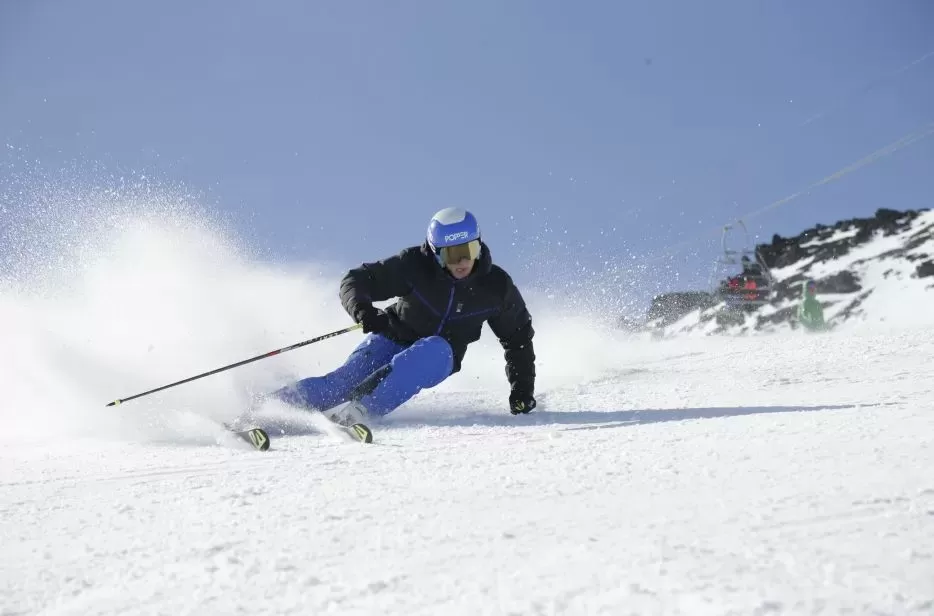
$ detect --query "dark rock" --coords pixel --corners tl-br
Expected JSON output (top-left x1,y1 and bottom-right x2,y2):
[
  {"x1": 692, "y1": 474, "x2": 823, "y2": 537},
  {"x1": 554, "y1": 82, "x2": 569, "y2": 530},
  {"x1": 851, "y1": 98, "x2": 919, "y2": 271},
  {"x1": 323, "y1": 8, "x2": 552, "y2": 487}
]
[
  {"x1": 836, "y1": 291, "x2": 873, "y2": 321},
  {"x1": 756, "y1": 305, "x2": 798, "y2": 328},
  {"x1": 818, "y1": 270, "x2": 862, "y2": 294},
  {"x1": 647, "y1": 291, "x2": 717, "y2": 327},
  {"x1": 876, "y1": 208, "x2": 903, "y2": 222},
  {"x1": 616, "y1": 315, "x2": 644, "y2": 331},
  {"x1": 917, "y1": 260, "x2": 934, "y2": 279}
]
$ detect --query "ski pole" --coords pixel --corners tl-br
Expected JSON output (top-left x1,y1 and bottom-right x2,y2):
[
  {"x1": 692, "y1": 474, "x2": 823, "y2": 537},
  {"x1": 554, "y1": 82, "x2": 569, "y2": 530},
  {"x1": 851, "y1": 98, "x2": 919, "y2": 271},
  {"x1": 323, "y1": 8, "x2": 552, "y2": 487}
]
[{"x1": 106, "y1": 323, "x2": 363, "y2": 406}]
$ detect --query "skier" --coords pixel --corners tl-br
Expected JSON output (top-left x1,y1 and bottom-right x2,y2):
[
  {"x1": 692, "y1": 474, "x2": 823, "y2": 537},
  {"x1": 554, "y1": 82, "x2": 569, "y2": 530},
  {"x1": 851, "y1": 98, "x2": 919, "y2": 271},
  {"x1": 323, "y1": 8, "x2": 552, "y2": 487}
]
[
  {"x1": 797, "y1": 278, "x2": 826, "y2": 332},
  {"x1": 265, "y1": 207, "x2": 537, "y2": 428}
]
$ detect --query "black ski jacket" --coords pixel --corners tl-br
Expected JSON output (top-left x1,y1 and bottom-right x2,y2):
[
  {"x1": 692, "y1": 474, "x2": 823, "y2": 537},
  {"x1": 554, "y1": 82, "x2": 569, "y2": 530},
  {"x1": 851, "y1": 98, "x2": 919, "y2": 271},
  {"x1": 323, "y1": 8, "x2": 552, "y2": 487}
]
[{"x1": 339, "y1": 242, "x2": 535, "y2": 396}]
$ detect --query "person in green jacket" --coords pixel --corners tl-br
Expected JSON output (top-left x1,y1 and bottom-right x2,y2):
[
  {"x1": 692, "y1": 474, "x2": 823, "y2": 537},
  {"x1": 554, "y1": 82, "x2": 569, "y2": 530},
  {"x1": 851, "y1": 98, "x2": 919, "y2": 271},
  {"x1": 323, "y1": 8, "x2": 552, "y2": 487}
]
[{"x1": 798, "y1": 279, "x2": 826, "y2": 331}]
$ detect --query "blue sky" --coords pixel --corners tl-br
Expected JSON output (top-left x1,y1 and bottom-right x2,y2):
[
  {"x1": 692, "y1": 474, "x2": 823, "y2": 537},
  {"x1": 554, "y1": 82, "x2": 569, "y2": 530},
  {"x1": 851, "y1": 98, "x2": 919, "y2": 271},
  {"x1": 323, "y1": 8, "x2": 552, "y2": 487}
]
[{"x1": 2, "y1": 0, "x2": 933, "y2": 310}]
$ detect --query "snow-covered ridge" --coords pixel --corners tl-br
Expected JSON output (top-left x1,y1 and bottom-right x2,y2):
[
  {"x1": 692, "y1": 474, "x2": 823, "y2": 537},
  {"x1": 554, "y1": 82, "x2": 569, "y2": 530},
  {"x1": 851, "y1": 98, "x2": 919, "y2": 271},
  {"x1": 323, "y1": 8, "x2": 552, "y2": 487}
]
[{"x1": 646, "y1": 207, "x2": 934, "y2": 336}]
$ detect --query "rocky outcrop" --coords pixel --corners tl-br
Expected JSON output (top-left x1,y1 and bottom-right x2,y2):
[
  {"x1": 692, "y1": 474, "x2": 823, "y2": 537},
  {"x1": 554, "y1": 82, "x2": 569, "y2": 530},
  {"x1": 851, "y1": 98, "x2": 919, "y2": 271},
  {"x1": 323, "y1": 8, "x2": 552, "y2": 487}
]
[
  {"x1": 645, "y1": 291, "x2": 717, "y2": 327},
  {"x1": 758, "y1": 208, "x2": 926, "y2": 271},
  {"x1": 636, "y1": 207, "x2": 934, "y2": 336}
]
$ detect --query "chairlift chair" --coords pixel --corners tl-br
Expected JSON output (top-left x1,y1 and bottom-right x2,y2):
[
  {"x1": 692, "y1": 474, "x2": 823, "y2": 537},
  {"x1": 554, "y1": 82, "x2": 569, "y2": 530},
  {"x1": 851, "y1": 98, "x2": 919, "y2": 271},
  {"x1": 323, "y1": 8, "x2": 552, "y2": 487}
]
[{"x1": 708, "y1": 220, "x2": 774, "y2": 309}]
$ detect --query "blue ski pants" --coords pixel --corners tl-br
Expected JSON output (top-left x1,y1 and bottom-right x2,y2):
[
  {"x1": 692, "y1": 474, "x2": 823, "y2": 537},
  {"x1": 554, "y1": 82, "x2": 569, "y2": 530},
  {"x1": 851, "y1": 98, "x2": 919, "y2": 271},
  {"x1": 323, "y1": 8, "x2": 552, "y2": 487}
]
[{"x1": 269, "y1": 334, "x2": 454, "y2": 416}]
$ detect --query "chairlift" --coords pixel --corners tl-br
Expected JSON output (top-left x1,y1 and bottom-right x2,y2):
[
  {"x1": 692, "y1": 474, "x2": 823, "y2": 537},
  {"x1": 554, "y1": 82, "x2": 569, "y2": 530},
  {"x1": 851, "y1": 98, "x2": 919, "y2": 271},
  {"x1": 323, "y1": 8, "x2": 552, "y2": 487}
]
[{"x1": 708, "y1": 219, "x2": 774, "y2": 311}]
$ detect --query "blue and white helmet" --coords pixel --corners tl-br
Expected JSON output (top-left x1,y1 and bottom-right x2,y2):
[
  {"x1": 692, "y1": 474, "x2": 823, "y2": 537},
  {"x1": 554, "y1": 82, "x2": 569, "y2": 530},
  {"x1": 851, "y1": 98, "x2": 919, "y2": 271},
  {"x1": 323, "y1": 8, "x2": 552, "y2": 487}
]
[{"x1": 426, "y1": 207, "x2": 482, "y2": 265}]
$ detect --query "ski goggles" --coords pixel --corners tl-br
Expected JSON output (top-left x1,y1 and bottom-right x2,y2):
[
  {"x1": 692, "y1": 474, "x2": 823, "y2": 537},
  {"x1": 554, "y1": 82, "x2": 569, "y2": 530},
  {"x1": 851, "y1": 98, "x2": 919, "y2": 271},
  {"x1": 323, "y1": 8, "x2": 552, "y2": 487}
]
[{"x1": 436, "y1": 239, "x2": 481, "y2": 265}]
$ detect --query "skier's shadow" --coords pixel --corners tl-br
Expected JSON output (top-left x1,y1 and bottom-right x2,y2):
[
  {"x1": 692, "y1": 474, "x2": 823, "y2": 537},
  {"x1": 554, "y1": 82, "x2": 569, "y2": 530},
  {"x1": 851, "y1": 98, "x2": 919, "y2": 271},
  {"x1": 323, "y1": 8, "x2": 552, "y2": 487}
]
[{"x1": 385, "y1": 402, "x2": 890, "y2": 431}]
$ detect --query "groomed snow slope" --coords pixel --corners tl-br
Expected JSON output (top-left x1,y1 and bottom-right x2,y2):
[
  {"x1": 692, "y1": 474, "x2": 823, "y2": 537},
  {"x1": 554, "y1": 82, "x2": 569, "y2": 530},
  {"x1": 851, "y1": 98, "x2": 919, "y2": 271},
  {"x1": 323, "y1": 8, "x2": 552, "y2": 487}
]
[
  {"x1": 2, "y1": 205, "x2": 934, "y2": 615},
  {"x1": 3, "y1": 327, "x2": 934, "y2": 615}
]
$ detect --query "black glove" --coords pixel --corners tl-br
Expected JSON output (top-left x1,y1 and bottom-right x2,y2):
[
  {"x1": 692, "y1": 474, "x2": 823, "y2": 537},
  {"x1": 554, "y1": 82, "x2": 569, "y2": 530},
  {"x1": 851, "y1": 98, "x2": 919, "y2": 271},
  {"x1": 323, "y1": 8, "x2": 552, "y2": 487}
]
[
  {"x1": 355, "y1": 306, "x2": 390, "y2": 334},
  {"x1": 509, "y1": 391, "x2": 536, "y2": 415}
]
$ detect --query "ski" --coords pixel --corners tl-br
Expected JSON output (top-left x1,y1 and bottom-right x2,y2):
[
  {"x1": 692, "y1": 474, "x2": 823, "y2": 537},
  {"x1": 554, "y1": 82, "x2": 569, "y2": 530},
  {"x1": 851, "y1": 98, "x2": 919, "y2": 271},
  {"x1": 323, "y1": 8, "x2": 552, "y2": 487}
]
[
  {"x1": 231, "y1": 427, "x2": 271, "y2": 451},
  {"x1": 345, "y1": 422, "x2": 373, "y2": 444},
  {"x1": 318, "y1": 414, "x2": 374, "y2": 444},
  {"x1": 222, "y1": 413, "x2": 371, "y2": 447},
  {"x1": 316, "y1": 402, "x2": 375, "y2": 444}
]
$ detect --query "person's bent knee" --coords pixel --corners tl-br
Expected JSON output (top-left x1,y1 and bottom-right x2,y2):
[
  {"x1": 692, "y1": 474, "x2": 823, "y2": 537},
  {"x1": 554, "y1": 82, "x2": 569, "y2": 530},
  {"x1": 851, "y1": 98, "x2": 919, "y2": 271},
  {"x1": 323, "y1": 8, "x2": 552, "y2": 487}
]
[
  {"x1": 418, "y1": 336, "x2": 454, "y2": 378},
  {"x1": 395, "y1": 336, "x2": 453, "y2": 384},
  {"x1": 419, "y1": 335, "x2": 453, "y2": 359}
]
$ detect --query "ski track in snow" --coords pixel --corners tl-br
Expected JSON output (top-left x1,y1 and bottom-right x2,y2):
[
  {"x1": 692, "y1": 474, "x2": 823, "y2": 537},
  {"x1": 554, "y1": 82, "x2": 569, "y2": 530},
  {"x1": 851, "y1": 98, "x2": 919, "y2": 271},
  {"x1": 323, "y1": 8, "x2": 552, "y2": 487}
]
[{"x1": 3, "y1": 328, "x2": 934, "y2": 615}]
